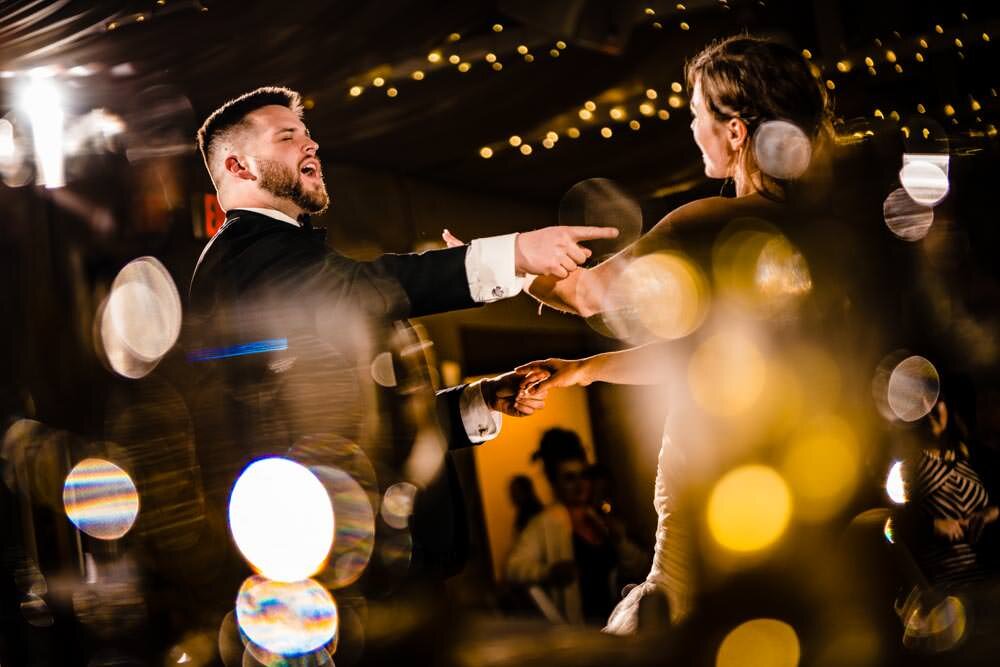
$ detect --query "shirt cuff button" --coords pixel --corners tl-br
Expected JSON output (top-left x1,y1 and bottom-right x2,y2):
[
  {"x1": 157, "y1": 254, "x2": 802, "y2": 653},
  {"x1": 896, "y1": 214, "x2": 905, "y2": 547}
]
[{"x1": 491, "y1": 286, "x2": 505, "y2": 298}]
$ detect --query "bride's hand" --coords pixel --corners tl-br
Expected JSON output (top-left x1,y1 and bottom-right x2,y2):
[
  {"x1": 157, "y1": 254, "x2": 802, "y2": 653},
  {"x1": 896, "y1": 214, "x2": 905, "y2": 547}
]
[{"x1": 515, "y1": 358, "x2": 592, "y2": 394}]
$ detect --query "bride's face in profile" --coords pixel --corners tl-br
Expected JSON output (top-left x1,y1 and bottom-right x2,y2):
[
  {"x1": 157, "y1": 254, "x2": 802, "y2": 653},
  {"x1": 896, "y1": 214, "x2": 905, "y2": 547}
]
[{"x1": 690, "y1": 78, "x2": 739, "y2": 180}]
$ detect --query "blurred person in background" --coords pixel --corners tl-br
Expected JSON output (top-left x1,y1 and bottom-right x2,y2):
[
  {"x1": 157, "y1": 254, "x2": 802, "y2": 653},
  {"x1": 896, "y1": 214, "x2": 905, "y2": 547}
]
[
  {"x1": 508, "y1": 473, "x2": 544, "y2": 536},
  {"x1": 899, "y1": 395, "x2": 999, "y2": 589},
  {"x1": 506, "y1": 428, "x2": 646, "y2": 625}
]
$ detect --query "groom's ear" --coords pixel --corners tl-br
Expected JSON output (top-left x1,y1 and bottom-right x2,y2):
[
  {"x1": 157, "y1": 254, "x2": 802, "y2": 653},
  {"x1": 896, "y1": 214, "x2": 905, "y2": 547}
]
[{"x1": 224, "y1": 154, "x2": 256, "y2": 181}]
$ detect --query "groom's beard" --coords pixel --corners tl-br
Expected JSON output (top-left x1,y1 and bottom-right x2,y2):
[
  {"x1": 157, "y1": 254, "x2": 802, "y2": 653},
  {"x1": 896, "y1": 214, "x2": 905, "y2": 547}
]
[{"x1": 256, "y1": 158, "x2": 330, "y2": 215}]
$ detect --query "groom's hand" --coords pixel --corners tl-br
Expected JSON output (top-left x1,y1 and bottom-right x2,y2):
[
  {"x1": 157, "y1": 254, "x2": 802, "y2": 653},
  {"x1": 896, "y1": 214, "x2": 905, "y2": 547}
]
[
  {"x1": 515, "y1": 226, "x2": 619, "y2": 278},
  {"x1": 481, "y1": 369, "x2": 550, "y2": 417}
]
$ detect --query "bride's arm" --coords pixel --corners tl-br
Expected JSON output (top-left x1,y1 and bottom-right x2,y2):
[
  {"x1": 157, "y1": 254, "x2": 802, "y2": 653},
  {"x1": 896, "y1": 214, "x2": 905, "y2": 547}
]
[
  {"x1": 525, "y1": 198, "x2": 718, "y2": 317},
  {"x1": 517, "y1": 342, "x2": 673, "y2": 390}
]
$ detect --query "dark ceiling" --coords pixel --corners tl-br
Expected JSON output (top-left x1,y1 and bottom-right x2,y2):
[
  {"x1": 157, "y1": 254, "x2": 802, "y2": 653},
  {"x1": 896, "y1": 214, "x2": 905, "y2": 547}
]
[{"x1": 1, "y1": 0, "x2": 998, "y2": 202}]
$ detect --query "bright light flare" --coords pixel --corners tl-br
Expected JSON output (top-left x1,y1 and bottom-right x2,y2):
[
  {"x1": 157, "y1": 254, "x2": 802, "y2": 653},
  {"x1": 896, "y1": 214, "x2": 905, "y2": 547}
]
[
  {"x1": 883, "y1": 187, "x2": 934, "y2": 241},
  {"x1": 381, "y1": 482, "x2": 418, "y2": 529},
  {"x1": 229, "y1": 458, "x2": 334, "y2": 582},
  {"x1": 18, "y1": 77, "x2": 65, "y2": 188},
  {"x1": 689, "y1": 333, "x2": 767, "y2": 418},
  {"x1": 236, "y1": 576, "x2": 338, "y2": 657},
  {"x1": 886, "y1": 461, "x2": 907, "y2": 504},
  {"x1": 900, "y1": 153, "x2": 949, "y2": 207},
  {"x1": 63, "y1": 458, "x2": 139, "y2": 540}
]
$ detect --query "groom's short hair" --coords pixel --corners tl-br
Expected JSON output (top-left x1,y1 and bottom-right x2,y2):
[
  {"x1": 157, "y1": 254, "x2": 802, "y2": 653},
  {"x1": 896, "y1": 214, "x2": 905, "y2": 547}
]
[{"x1": 196, "y1": 86, "x2": 303, "y2": 185}]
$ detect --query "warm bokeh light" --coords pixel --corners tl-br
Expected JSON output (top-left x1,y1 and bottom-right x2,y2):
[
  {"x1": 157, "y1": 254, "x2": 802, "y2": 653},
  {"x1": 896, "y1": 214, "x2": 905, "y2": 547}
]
[
  {"x1": 63, "y1": 458, "x2": 140, "y2": 540},
  {"x1": 381, "y1": 481, "x2": 418, "y2": 529},
  {"x1": 883, "y1": 187, "x2": 934, "y2": 241},
  {"x1": 902, "y1": 594, "x2": 967, "y2": 652},
  {"x1": 754, "y1": 235, "x2": 812, "y2": 301},
  {"x1": 707, "y1": 465, "x2": 791, "y2": 553},
  {"x1": 229, "y1": 458, "x2": 334, "y2": 582},
  {"x1": 370, "y1": 351, "x2": 398, "y2": 387},
  {"x1": 619, "y1": 252, "x2": 709, "y2": 340},
  {"x1": 886, "y1": 461, "x2": 907, "y2": 504},
  {"x1": 900, "y1": 154, "x2": 950, "y2": 207},
  {"x1": 101, "y1": 257, "x2": 182, "y2": 378},
  {"x1": 236, "y1": 576, "x2": 338, "y2": 657},
  {"x1": 753, "y1": 120, "x2": 812, "y2": 180},
  {"x1": 887, "y1": 355, "x2": 940, "y2": 422},
  {"x1": 781, "y1": 415, "x2": 860, "y2": 521},
  {"x1": 716, "y1": 618, "x2": 800, "y2": 667},
  {"x1": 310, "y1": 466, "x2": 376, "y2": 589},
  {"x1": 689, "y1": 333, "x2": 767, "y2": 418}
]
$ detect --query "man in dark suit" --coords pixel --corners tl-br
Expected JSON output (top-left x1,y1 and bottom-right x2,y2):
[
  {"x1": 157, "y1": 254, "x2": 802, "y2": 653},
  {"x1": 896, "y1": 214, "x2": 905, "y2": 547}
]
[
  {"x1": 190, "y1": 86, "x2": 616, "y2": 454},
  {"x1": 186, "y1": 87, "x2": 616, "y2": 662}
]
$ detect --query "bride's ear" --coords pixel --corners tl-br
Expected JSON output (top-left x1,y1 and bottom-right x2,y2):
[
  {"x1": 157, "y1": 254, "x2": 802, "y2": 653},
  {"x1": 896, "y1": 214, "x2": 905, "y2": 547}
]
[{"x1": 726, "y1": 117, "x2": 749, "y2": 151}]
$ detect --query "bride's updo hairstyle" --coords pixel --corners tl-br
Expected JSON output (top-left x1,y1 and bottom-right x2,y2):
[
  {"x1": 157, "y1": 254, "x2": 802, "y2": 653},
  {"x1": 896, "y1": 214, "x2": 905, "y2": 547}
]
[{"x1": 686, "y1": 35, "x2": 834, "y2": 200}]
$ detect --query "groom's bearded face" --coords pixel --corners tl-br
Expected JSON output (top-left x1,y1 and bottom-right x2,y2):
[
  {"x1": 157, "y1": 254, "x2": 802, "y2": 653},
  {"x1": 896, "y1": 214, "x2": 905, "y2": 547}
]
[{"x1": 256, "y1": 156, "x2": 330, "y2": 215}]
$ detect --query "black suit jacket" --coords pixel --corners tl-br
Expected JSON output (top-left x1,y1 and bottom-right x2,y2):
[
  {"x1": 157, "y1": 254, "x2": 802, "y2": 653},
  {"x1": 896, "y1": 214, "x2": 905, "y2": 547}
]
[{"x1": 187, "y1": 209, "x2": 484, "y2": 578}]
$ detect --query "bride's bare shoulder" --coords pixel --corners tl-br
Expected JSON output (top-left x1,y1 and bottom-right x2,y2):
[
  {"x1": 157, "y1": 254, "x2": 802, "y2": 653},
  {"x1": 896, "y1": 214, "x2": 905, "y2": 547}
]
[{"x1": 651, "y1": 194, "x2": 781, "y2": 233}]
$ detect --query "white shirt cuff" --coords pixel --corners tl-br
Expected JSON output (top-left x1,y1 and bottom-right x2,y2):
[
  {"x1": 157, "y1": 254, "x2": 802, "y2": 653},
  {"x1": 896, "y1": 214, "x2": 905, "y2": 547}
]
[
  {"x1": 460, "y1": 381, "x2": 503, "y2": 444},
  {"x1": 466, "y1": 233, "x2": 525, "y2": 303}
]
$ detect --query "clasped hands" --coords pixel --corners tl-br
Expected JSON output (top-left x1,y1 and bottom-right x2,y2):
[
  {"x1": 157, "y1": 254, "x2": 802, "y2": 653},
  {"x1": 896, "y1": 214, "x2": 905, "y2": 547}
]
[{"x1": 480, "y1": 357, "x2": 591, "y2": 418}]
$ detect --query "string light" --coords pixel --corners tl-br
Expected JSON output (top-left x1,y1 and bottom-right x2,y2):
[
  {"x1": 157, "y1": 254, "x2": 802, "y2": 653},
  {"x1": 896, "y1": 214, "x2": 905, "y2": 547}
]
[
  {"x1": 915, "y1": 53, "x2": 925, "y2": 62},
  {"x1": 584, "y1": 101, "x2": 597, "y2": 111},
  {"x1": 550, "y1": 49, "x2": 560, "y2": 57},
  {"x1": 349, "y1": 86, "x2": 363, "y2": 97},
  {"x1": 579, "y1": 109, "x2": 593, "y2": 120},
  {"x1": 524, "y1": 54, "x2": 534, "y2": 63},
  {"x1": 386, "y1": 87, "x2": 398, "y2": 98},
  {"x1": 372, "y1": 77, "x2": 385, "y2": 87},
  {"x1": 458, "y1": 63, "x2": 471, "y2": 73},
  {"x1": 508, "y1": 135, "x2": 522, "y2": 147},
  {"x1": 657, "y1": 109, "x2": 671, "y2": 120},
  {"x1": 836, "y1": 60, "x2": 851, "y2": 72},
  {"x1": 825, "y1": 79, "x2": 836, "y2": 90},
  {"x1": 412, "y1": 70, "x2": 425, "y2": 80},
  {"x1": 919, "y1": 38, "x2": 929, "y2": 49},
  {"x1": 600, "y1": 127, "x2": 613, "y2": 138},
  {"x1": 894, "y1": 64, "x2": 903, "y2": 73},
  {"x1": 864, "y1": 56, "x2": 874, "y2": 67},
  {"x1": 640, "y1": 102, "x2": 655, "y2": 116},
  {"x1": 610, "y1": 107, "x2": 626, "y2": 120},
  {"x1": 542, "y1": 138, "x2": 555, "y2": 149},
  {"x1": 567, "y1": 127, "x2": 581, "y2": 138},
  {"x1": 934, "y1": 25, "x2": 943, "y2": 34},
  {"x1": 885, "y1": 50, "x2": 897, "y2": 62},
  {"x1": 427, "y1": 51, "x2": 442, "y2": 63},
  {"x1": 954, "y1": 38, "x2": 963, "y2": 48},
  {"x1": 519, "y1": 144, "x2": 532, "y2": 155},
  {"x1": 556, "y1": 40, "x2": 567, "y2": 50},
  {"x1": 479, "y1": 147, "x2": 493, "y2": 158},
  {"x1": 485, "y1": 52, "x2": 497, "y2": 63},
  {"x1": 983, "y1": 33, "x2": 991, "y2": 42},
  {"x1": 971, "y1": 99, "x2": 981, "y2": 111},
  {"x1": 671, "y1": 81, "x2": 683, "y2": 93},
  {"x1": 492, "y1": 23, "x2": 503, "y2": 32},
  {"x1": 545, "y1": 131, "x2": 559, "y2": 142},
  {"x1": 944, "y1": 104, "x2": 955, "y2": 116},
  {"x1": 629, "y1": 120, "x2": 641, "y2": 130},
  {"x1": 491, "y1": 62, "x2": 503, "y2": 71},
  {"x1": 447, "y1": 32, "x2": 461, "y2": 42},
  {"x1": 680, "y1": 22, "x2": 690, "y2": 30},
  {"x1": 517, "y1": 45, "x2": 529, "y2": 55},
  {"x1": 448, "y1": 54, "x2": 460, "y2": 65},
  {"x1": 644, "y1": 7, "x2": 656, "y2": 15},
  {"x1": 874, "y1": 109, "x2": 884, "y2": 118},
  {"x1": 917, "y1": 103, "x2": 926, "y2": 113},
  {"x1": 802, "y1": 49, "x2": 812, "y2": 59},
  {"x1": 646, "y1": 88, "x2": 658, "y2": 100},
  {"x1": 668, "y1": 94, "x2": 684, "y2": 108}
]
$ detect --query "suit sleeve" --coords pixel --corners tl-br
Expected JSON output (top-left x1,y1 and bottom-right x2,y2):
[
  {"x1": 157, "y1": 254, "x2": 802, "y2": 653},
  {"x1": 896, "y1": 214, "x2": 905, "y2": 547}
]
[
  {"x1": 436, "y1": 384, "x2": 475, "y2": 451},
  {"x1": 369, "y1": 246, "x2": 478, "y2": 318}
]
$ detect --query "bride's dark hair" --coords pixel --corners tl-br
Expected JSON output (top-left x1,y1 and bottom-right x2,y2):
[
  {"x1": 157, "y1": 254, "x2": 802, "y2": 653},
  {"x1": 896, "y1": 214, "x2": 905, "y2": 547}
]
[{"x1": 686, "y1": 35, "x2": 834, "y2": 200}]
